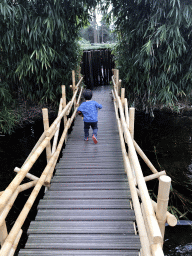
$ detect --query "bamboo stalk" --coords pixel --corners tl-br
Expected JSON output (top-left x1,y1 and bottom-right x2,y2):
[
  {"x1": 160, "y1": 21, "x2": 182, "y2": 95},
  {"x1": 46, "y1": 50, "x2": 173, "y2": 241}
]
[
  {"x1": 7, "y1": 229, "x2": 22, "y2": 256},
  {"x1": 14, "y1": 167, "x2": 39, "y2": 181},
  {"x1": 151, "y1": 243, "x2": 164, "y2": 256},
  {"x1": 46, "y1": 89, "x2": 78, "y2": 137},
  {"x1": 156, "y1": 175, "x2": 171, "y2": 241},
  {"x1": 0, "y1": 145, "x2": 61, "y2": 256},
  {"x1": 114, "y1": 69, "x2": 119, "y2": 94},
  {"x1": 52, "y1": 98, "x2": 63, "y2": 154},
  {"x1": 121, "y1": 88, "x2": 125, "y2": 112},
  {"x1": 113, "y1": 88, "x2": 162, "y2": 244},
  {"x1": 113, "y1": 97, "x2": 152, "y2": 256},
  {"x1": 44, "y1": 119, "x2": 71, "y2": 186},
  {"x1": 42, "y1": 108, "x2": 52, "y2": 163},
  {"x1": 144, "y1": 171, "x2": 166, "y2": 183},
  {"x1": 0, "y1": 221, "x2": 8, "y2": 246},
  {"x1": 19, "y1": 180, "x2": 38, "y2": 192},
  {"x1": 141, "y1": 202, "x2": 152, "y2": 245},
  {"x1": 133, "y1": 140, "x2": 158, "y2": 174},
  {"x1": 62, "y1": 85, "x2": 68, "y2": 142},
  {"x1": 124, "y1": 98, "x2": 129, "y2": 128},
  {"x1": 72, "y1": 70, "x2": 76, "y2": 89},
  {"x1": 137, "y1": 189, "x2": 177, "y2": 227},
  {"x1": 129, "y1": 107, "x2": 135, "y2": 139},
  {"x1": 72, "y1": 70, "x2": 76, "y2": 106},
  {"x1": 0, "y1": 181, "x2": 38, "y2": 228},
  {"x1": 0, "y1": 136, "x2": 51, "y2": 212}
]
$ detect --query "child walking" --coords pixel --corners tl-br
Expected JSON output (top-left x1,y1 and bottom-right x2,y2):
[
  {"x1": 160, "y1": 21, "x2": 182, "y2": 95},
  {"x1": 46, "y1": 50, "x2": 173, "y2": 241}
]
[{"x1": 77, "y1": 89, "x2": 102, "y2": 144}]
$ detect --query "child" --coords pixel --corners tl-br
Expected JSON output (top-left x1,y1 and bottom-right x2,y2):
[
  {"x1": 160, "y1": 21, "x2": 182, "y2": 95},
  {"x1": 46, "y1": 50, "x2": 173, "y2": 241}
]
[{"x1": 77, "y1": 89, "x2": 102, "y2": 144}]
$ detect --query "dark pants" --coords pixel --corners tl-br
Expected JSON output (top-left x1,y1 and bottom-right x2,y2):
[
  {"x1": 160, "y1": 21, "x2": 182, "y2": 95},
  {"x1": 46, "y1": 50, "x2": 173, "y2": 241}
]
[{"x1": 84, "y1": 122, "x2": 98, "y2": 138}]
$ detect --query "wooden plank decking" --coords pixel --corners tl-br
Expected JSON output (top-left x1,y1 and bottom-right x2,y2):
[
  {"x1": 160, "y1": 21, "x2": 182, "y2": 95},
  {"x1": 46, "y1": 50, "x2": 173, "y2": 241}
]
[{"x1": 19, "y1": 86, "x2": 141, "y2": 255}]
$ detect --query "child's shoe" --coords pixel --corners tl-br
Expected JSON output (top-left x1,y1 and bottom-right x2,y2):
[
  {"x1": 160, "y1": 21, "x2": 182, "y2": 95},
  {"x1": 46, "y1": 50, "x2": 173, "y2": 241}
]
[
  {"x1": 84, "y1": 137, "x2": 89, "y2": 141},
  {"x1": 92, "y1": 135, "x2": 98, "y2": 144}
]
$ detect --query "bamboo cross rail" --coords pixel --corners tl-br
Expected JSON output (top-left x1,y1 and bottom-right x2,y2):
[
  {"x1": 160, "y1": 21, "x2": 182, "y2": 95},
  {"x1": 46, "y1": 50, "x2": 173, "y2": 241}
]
[
  {"x1": 112, "y1": 70, "x2": 177, "y2": 256},
  {"x1": 0, "y1": 71, "x2": 83, "y2": 256}
]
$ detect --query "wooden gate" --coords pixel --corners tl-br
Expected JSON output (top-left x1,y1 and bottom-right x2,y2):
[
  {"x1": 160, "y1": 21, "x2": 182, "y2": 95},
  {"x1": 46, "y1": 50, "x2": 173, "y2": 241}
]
[{"x1": 81, "y1": 49, "x2": 114, "y2": 89}]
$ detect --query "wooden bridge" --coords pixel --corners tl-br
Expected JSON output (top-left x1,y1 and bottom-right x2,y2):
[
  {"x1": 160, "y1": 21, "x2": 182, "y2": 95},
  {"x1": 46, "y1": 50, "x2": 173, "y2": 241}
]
[{"x1": 0, "y1": 70, "x2": 177, "y2": 256}]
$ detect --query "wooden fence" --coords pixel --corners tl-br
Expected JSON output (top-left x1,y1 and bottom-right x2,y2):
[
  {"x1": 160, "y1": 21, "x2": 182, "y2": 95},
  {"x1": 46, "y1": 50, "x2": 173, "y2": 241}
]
[
  {"x1": 112, "y1": 69, "x2": 177, "y2": 256},
  {"x1": 0, "y1": 71, "x2": 83, "y2": 256},
  {"x1": 81, "y1": 49, "x2": 114, "y2": 89}
]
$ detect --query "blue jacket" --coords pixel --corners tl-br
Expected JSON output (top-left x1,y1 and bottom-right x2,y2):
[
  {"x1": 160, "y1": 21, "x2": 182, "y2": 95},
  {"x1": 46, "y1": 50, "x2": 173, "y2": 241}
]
[{"x1": 77, "y1": 100, "x2": 102, "y2": 122}]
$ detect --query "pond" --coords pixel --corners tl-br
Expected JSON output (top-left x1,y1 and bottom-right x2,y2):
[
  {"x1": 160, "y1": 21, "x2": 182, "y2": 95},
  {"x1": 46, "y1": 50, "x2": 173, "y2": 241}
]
[
  {"x1": 0, "y1": 109, "x2": 192, "y2": 255},
  {"x1": 134, "y1": 109, "x2": 192, "y2": 255}
]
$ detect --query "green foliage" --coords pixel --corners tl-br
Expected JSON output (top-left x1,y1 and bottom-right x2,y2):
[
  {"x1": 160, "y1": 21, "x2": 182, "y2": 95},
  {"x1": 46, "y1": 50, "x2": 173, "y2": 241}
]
[
  {"x1": 110, "y1": 0, "x2": 192, "y2": 111},
  {"x1": 0, "y1": 0, "x2": 100, "y2": 133},
  {"x1": 0, "y1": 82, "x2": 19, "y2": 134}
]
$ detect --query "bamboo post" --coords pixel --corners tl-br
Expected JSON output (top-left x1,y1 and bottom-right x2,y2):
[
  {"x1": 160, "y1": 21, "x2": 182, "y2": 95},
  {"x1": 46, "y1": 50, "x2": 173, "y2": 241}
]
[
  {"x1": 52, "y1": 98, "x2": 63, "y2": 154},
  {"x1": 72, "y1": 70, "x2": 76, "y2": 106},
  {"x1": 136, "y1": 188, "x2": 177, "y2": 227},
  {"x1": 45, "y1": 89, "x2": 79, "y2": 137},
  {"x1": 0, "y1": 221, "x2": 8, "y2": 246},
  {"x1": 114, "y1": 69, "x2": 119, "y2": 95},
  {"x1": 129, "y1": 107, "x2": 135, "y2": 139},
  {"x1": 118, "y1": 79, "x2": 122, "y2": 97},
  {"x1": 62, "y1": 85, "x2": 68, "y2": 142},
  {"x1": 124, "y1": 98, "x2": 129, "y2": 128},
  {"x1": 121, "y1": 88, "x2": 125, "y2": 109},
  {"x1": 156, "y1": 175, "x2": 171, "y2": 241},
  {"x1": 42, "y1": 108, "x2": 52, "y2": 163},
  {"x1": 128, "y1": 106, "x2": 136, "y2": 183}
]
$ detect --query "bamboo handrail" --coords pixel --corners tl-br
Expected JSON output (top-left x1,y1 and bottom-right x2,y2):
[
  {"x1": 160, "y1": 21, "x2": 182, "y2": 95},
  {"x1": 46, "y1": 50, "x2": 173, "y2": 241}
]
[
  {"x1": 8, "y1": 229, "x2": 22, "y2": 256},
  {"x1": 113, "y1": 87, "x2": 163, "y2": 245},
  {"x1": 0, "y1": 137, "x2": 51, "y2": 212},
  {"x1": 0, "y1": 72, "x2": 83, "y2": 255},
  {"x1": 0, "y1": 181, "x2": 38, "y2": 228},
  {"x1": 14, "y1": 167, "x2": 39, "y2": 181},
  {"x1": 113, "y1": 93, "x2": 152, "y2": 256},
  {"x1": 44, "y1": 118, "x2": 71, "y2": 186},
  {"x1": 112, "y1": 70, "x2": 177, "y2": 256}
]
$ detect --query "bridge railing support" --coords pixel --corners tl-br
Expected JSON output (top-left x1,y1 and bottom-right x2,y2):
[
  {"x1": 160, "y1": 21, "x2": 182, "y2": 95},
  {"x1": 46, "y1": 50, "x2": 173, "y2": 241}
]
[
  {"x1": 0, "y1": 71, "x2": 83, "y2": 256},
  {"x1": 112, "y1": 70, "x2": 177, "y2": 256}
]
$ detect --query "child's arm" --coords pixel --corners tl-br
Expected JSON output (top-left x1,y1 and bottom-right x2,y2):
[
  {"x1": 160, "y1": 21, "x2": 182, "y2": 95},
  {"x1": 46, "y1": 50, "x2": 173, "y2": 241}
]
[{"x1": 96, "y1": 102, "x2": 102, "y2": 109}]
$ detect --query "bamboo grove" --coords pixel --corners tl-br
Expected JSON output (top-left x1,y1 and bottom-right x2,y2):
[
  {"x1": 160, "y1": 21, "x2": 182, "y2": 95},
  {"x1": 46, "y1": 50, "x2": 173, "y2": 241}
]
[
  {"x1": 108, "y1": 0, "x2": 192, "y2": 113},
  {"x1": 0, "y1": 0, "x2": 98, "y2": 133},
  {"x1": 2, "y1": 0, "x2": 192, "y2": 133}
]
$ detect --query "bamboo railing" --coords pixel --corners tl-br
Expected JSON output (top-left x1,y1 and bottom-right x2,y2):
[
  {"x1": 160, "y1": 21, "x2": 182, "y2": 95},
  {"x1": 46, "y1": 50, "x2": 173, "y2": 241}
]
[
  {"x1": 0, "y1": 71, "x2": 83, "y2": 256},
  {"x1": 112, "y1": 69, "x2": 177, "y2": 256}
]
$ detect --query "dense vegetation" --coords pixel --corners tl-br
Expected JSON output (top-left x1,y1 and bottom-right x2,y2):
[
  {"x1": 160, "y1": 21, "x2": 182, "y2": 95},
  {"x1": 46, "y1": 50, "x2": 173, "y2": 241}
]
[
  {"x1": 0, "y1": 0, "x2": 98, "y2": 133},
  {"x1": 2, "y1": 0, "x2": 192, "y2": 133},
  {"x1": 108, "y1": 0, "x2": 192, "y2": 113}
]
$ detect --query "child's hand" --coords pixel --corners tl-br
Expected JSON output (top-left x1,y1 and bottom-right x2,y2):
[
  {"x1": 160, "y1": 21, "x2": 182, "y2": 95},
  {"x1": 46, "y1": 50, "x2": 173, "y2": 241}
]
[{"x1": 77, "y1": 111, "x2": 83, "y2": 117}]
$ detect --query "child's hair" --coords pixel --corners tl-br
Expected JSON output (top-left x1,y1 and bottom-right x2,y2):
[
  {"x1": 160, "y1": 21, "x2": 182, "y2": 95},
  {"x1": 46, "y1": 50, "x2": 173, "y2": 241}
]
[{"x1": 83, "y1": 89, "x2": 92, "y2": 100}]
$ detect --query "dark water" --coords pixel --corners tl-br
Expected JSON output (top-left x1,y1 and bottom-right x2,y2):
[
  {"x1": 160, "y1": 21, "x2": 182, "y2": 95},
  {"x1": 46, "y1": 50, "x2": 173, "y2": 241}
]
[
  {"x1": 134, "y1": 110, "x2": 192, "y2": 255},
  {"x1": 1, "y1": 110, "x2": 192, "y2": 254}
]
